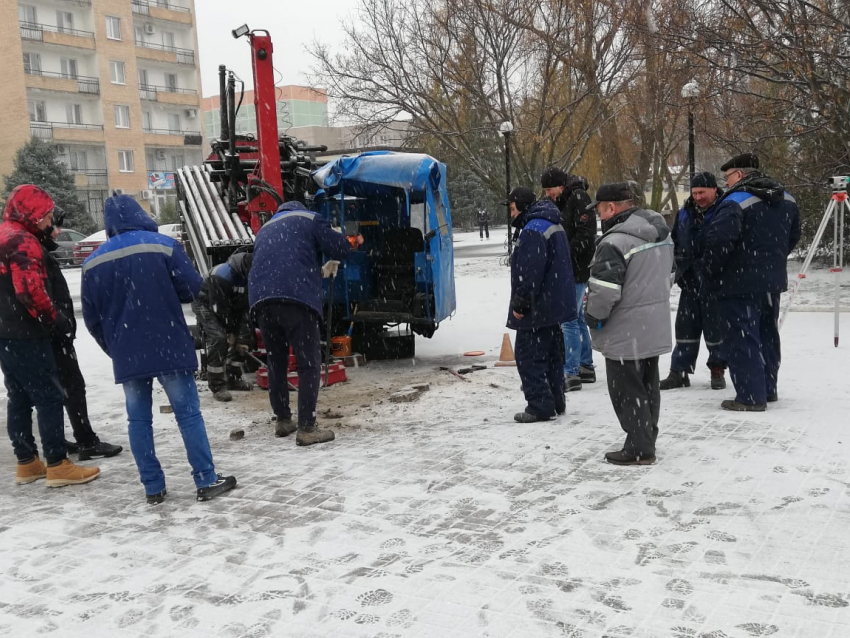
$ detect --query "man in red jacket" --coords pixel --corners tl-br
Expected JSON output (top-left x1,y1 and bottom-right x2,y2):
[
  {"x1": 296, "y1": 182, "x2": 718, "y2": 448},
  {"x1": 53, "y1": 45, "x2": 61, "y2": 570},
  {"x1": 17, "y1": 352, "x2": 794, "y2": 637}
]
[{"x1": 0, "y1": 185, "x2": 100, "y2": 487}]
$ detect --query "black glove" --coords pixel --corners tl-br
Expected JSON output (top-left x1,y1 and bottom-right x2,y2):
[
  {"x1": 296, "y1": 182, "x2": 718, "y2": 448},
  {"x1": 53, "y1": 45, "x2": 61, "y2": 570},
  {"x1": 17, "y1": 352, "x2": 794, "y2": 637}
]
[
  {"x1": 510, "y1": 294, "x2": 531, "y2": 315},
  {"x1": 52, "y1": 311, "x2": 75, "y2": 340}
]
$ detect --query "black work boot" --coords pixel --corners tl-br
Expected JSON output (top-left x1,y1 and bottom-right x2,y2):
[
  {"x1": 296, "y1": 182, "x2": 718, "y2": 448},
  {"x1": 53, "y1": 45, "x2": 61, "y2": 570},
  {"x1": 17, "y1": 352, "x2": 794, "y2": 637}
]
[
  {"x1": 721, "y1": 399, "x2": 766, "y2": 412},
  {"x1": 213, "y1": 389, "x2": 233, "y2": 402},
  {"x1": 196, "y1": 474, "x2": 237, "y2": 501},
  {"x1": 78, "y1": 438, "x2": 123, "y2": 461},
  {"x1": 605, "y1": 450, "x2": 656, "y2": 466},
  {"x1": 579, "y1": 366, "x2": 596, "y2": 383},
  {"x1": 513, "y1": 411, "x2": 551, "y2": 423},
  {"x1": 146, "y1": 489, "x2": 167, "y2": 505},
  {"x1": 710, "y1": 367, "x2": 727, "y2": 390},
  {"x1": 660, "y1": 370, "x2": 690, "y2": 390},
  {"x1": 227, "y1": 378, "x2": 252, "y2": 392},
  {"x1": 296, "y1": 423, "x2": 335, "y2": 446},
  {"x1": 274, "y1": 416, "x2": 297, "y2": 438},
  {"x1": 65, "y1": 439, "x2": 79, "y2": 454},
  {"x1": 566, "y1": 375, "x2": 582, "y2": 392}
]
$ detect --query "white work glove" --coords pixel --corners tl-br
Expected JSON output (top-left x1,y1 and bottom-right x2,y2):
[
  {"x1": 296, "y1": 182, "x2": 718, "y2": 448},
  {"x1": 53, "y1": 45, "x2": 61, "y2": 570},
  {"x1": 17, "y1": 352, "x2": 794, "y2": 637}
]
[{"x1": 321, "y1": 260, "x2": 340, "y2": 278}]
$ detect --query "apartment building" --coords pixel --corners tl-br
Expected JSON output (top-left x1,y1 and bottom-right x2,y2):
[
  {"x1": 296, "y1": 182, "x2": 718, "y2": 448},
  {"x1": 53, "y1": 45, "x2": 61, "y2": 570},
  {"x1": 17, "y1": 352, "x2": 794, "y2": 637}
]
[
  {"x1": 201, "y1": 86, "x2": 329, "y2": 145},
  {"x1": 201, "y1": 86, "x2": 411, "y2": 156},
  {"x1": 0, "y1": 0, "x2": 204, "y2": 224}
]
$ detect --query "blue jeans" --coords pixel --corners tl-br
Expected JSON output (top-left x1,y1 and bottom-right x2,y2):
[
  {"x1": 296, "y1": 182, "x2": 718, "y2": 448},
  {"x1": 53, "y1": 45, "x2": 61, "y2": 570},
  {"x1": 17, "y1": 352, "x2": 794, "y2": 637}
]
[
  {"x1": 123, "y1": 371, "x2": 217, "y2": 495},
  {"x1": 562, "y1": 283, "x2": 594, "y2": 376},
  {"x1": 0, "y1": 338, "x2": 67, "y2": 465}
]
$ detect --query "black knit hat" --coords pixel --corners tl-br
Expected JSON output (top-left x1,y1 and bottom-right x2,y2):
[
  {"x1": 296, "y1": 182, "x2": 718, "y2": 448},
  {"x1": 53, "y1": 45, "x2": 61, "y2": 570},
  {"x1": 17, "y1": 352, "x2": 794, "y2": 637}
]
[
  {"x1": 586, "y1": 182, "x2": 633, "y2": 210},
  {"x1": 502, "y1": 186, "x2": 536, "y2": 209},
  {"x1": 720, "y1": 153, "x2": 759, "y2": 172},
  {"x1": 690, "y1": 171, "x2": 717, "y2": 189},
  {"x1": 540, "y1": 166, "x2": 568, "y2": 189}
]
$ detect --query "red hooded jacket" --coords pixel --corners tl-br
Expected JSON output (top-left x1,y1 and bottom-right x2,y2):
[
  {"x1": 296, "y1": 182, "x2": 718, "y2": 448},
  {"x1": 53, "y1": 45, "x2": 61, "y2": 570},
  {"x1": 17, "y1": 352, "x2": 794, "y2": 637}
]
[{"x1": 0, "y1": 185, "x2": 60, "y2": 338}]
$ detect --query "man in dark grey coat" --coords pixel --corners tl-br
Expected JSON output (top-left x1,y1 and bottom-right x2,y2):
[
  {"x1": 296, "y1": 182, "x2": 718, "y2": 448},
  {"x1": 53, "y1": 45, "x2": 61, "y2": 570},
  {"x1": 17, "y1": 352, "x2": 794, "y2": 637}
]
[{"x1": 585, "y1": 183, "x2": 675, "y2": 465}]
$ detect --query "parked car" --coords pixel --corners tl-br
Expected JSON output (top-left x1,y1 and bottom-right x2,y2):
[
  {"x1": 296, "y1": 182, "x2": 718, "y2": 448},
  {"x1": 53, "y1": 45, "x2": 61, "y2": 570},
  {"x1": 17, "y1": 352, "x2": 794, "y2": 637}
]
[
  {"x1": 158, "y1": 223, "x2": 183, "y2": 242},
  {"x1": 51, "y1": 228, "x2": 88, "y2": 266},
  {"x1": 72, "y1": 230, "x2": 107, "y2": 265}
]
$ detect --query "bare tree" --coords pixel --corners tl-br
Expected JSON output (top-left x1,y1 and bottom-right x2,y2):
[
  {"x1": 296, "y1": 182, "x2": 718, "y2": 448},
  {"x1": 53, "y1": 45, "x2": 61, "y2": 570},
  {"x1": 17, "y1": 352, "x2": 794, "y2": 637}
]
[{"x1": 311, "y1": 0, "x2": 637, "y2": 195}]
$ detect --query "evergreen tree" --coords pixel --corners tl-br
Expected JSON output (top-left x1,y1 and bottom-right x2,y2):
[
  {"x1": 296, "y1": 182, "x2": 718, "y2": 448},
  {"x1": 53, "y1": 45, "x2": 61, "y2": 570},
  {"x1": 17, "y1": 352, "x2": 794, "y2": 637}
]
[
  {"x1": 2, "y1": 138, "x2": 96, "y2": 234},
  {"x1": 157, "y1": 199, "x2": 181, "y2": 225}
]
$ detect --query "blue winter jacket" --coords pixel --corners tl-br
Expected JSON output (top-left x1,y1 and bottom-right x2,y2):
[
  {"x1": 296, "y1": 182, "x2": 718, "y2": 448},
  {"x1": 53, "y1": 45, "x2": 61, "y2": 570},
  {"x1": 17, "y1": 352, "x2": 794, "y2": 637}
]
[
  {"x1": 507, "y1": 199, "x2": 576, "y2": 330},
  {"x1": 81, "y1": 195, "x2": 202, "y2": 383},
  {"x1": 671, "y1": 190, "x2": 722, "y2": 291},
  {"x1": 248, "y1": 201, "x2": 351, "y2": 315},
  {"x1": 700, "y1": 174, "x2": 801, "y2": 298}
]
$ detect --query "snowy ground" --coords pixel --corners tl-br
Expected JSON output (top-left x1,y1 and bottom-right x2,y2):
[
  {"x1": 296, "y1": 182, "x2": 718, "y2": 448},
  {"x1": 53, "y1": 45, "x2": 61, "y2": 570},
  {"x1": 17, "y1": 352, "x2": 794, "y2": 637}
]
[{"x1": 0, "y1": 230, "x2": 848, "y2": 637}]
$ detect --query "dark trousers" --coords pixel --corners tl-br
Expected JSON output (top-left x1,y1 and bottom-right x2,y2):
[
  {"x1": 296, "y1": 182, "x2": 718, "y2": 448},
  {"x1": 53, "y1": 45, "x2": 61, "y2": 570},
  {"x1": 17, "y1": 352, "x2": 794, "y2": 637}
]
[
  {"x1": 515, "y1": 325, "x2": 565, "y2": 418},
  {"x1": 255, "y1": 301, "x2": 321, "y2": 426},
  {"x1": 670, "y1": 288, "x2": 725, "y2": 373},
  {"x1": 52, "y1": 336, "x2": 97, "y2": 447},
  {"x1": 0, "y1": 338, "x2": 67, "y2": 465},
  {"x1": 717, "y1": 294, "x2": 780, "y2": 405},
  {"x1": 192, "y1": 300, "x2": 246, "y2": 392},
  {"x1": 479, "y1": 222, "x2": 489, "y2": 239},
  {"x1": 606, "y1": 356, "x2": 660, "y2": 457}
]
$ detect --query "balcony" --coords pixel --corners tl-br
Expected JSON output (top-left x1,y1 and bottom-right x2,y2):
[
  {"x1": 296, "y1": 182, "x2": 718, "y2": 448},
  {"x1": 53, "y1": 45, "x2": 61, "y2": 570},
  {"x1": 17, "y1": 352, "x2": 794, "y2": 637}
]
[
  {"x1": 71, "y1": 170, "x2": 109, "y2": 189},
  {"x1": 19, "y1": 22, "x2": 95, "y2": 50},
  {"x1": 25, "y1": 69, "x2": 99, "y2": 95},
  {"x1": 138, "y1": 83, "x2": 198, "y2": 106},
  {"x1": 135, "y1": 40, "x2": 195, "y2": 66},
  {"x1": 132, "y1": 0, "x2": 192, "y2": 25},
  {"x1": 143, "y1": 128, "x2": 203, "y2": 147},
  {"x1": 30, "y1": 122, "x2": 104, "y2": 144}
]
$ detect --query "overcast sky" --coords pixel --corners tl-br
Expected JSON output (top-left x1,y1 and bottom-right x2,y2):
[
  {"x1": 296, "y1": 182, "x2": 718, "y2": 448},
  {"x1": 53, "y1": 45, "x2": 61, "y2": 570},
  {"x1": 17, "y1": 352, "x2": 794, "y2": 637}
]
[{"x1": 195, "y1": 0, "x2": 356, "y2": 98}]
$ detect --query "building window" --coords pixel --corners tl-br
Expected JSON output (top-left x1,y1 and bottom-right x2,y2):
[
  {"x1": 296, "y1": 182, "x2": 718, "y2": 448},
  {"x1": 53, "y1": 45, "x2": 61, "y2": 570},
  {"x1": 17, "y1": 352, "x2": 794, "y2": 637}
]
[
  {"x1": 28, "y1": 100, "x2": 46, "y2": 122},
  {"x1": 106, "y1": 16, "x2": 121, "y2": 40},
  {"x1": 109, "y1": 60, "x2": 126, "y2": 85},
  {"x1": 165, "y1": 73, "x2": 177, "y2": 92},
  {"x1": 18, "y1": 4, "x2": 37, "y2": 23},
  {"x1": 70, "y1": 150, "x2": 88, "y2": 171},
  {"x1": 23, "y1": 52, "x2": 41, "y2": 75},
  {"x1": 60, "y1": 58, "x2": 78, "y2": 79},
  {"x1": 168, "y1": 113, "x2": 180, "y2": 133},
  {"x1": 118, "y1": 150, "x2": 135, "y2": 173},
  {"x1": 142, "y1": 111, "x2": 152, "y2": 131},
  {"x1": 161, "y1": 31, "x2": 175, "y2": 50},
  {"x1": 170, "y1": 154, "x2": 184, "y2": 171},
  {"x1": 114, "y1": 105, "x2": 130, "y2": 128},
  {"x1": 66, "y1": 104, "x2": 83, "y2": 125},
  {"x1": 56, "y1": 11, "x2": 74, "y2": 33}
]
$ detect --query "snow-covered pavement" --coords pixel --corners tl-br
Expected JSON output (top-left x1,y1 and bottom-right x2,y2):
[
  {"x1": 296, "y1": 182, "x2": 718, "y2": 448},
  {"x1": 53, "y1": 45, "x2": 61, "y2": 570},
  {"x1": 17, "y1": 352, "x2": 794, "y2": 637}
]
[{"x1": 0, "y1": 231, "x2": 847, "y2": 637}]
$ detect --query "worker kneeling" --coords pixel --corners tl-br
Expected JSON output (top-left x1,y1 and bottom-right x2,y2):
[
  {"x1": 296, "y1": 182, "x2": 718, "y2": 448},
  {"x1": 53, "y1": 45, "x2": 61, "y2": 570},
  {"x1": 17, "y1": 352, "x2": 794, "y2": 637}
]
[
  {"x1": 248, "y1": 201, "x2": 357, "y2": 446},
  {"x1": 192, "y1": 252, "x2": 253, "y2": 402}
]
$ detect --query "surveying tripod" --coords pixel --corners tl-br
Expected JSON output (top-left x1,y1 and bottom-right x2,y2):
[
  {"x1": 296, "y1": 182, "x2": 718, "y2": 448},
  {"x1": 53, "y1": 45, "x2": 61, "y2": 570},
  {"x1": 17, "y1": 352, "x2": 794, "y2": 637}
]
[{"x1": 780, "y1": 176, "x2": 850, "y2": 346}]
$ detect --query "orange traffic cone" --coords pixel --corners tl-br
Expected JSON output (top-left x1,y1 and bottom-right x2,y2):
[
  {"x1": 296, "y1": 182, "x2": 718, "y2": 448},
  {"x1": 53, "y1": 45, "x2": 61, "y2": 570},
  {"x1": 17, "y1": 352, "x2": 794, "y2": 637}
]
[{"x1": 494, "y1": 332, "x2": 517, "y2": 367}]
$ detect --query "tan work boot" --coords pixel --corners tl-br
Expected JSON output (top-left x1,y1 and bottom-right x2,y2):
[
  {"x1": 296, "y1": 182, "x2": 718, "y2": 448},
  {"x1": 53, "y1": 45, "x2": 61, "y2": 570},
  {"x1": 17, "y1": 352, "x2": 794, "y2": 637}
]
[
  {"x1": 45, "y1": 459, "x2": 100, "y2": 487},
  {"x1": 15, "y1": 456, "x2": 47, "y2": 485},
  {"x1": 296, "y1": 425, "x2": 335, "y2": 447}
]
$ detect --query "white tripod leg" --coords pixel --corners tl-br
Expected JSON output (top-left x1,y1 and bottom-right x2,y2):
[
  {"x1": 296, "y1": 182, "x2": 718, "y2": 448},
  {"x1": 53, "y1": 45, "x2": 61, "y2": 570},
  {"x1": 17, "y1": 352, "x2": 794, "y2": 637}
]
[{"x1": 780, "y1": 198, "x2": 835, "y2": 329}]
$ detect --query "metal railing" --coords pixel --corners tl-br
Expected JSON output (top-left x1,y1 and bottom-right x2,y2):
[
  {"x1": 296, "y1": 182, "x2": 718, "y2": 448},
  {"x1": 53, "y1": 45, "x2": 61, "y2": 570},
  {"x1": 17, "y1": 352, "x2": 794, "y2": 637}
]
[
  {"x1": 23, "y1": 68, "x2": 100, "y2": 94},
  {"x1": 132, "y1": 0, "x2": 191, "y2": 14},
  {"x1": 30, "y1": 121, "x2": 104, "y2": 139},
  {"x1": 134, "y1": 40, "x2": 195, "y2": 65},
  {"x1": 19, "y1": 21, "x2": 95, "y2": 41},
  {"x1": 143, "y1": 127, "x2": 183, "y2": 136},
  {"x1": 138, "y1": 83, "x2": 197, "y2": 96},
  {"x1": 72, "y1": 169, "x2": 109, "y2": 186},
  {"x1": 143, "y1": 127, "x2": 202, "y2": 143}
]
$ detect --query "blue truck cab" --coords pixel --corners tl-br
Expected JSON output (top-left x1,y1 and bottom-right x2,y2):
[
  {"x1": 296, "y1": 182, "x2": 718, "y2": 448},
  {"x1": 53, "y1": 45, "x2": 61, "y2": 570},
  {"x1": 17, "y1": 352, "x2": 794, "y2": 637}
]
[{"x1": 312, "y1": 151, "x2": 456, "y2": 357}]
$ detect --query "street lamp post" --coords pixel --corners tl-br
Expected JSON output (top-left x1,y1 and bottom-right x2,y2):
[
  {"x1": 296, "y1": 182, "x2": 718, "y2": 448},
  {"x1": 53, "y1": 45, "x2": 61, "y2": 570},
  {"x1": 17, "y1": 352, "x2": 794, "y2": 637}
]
[
  {"x1": 681, "y1": 81, "x2": 700, "y2": 181},
  {"x1": 499, "y1": 120, "x2": 514, "y2": 255}
]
